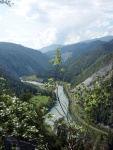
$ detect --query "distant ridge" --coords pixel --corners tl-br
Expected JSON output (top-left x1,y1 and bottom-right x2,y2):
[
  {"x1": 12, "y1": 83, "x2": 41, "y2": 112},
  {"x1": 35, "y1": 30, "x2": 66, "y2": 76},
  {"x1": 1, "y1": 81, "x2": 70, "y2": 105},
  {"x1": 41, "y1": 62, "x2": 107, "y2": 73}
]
[
  {"x1": 45, "y1": 35, "x2": 113, "y2": 61},
  {"x1": 0, "y1": 42, "x2": 51, "y2": 77},
  {"x1": 64, "y1": 39, "x2": 113, "y2": 87},
  {"x1": 39, "y1": 44, "x2": 64, "y2": 53},
  {"x1": 45, "y1": 39, "x2": 105, "y2": 62},
  {"x1": 82, "y1": 35, "x2": 113, "y2": 43}
]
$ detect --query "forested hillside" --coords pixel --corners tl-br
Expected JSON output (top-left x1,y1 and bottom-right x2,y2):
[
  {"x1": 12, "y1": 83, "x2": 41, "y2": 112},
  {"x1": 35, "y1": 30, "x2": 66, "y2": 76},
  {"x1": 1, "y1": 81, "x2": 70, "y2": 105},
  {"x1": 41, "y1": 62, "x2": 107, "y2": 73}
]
[
  {"x1": 0, "y1": 66, "x2": 38, "y2": 96},
  {"x1": 0, "y1": 42, "x2": 51, "y2": 78},
  {"x1": 45, "y1": 35, "x2": 113, "y2": 62},
  {"x1": 45, "y1": 40, "x2": 105, "y2": 62},
  {"x1": 65, "y1": 40, "x2": 113, "y2": 86},
  {"x1": 39, "y1": 44, "x2": 64, "y2": 53},
  {"x1": 1, "y1": 40, "x2": 113, "y2": 150},
  {"x1": 38, "y1": 40, "x2": 113, "y2": 87}
]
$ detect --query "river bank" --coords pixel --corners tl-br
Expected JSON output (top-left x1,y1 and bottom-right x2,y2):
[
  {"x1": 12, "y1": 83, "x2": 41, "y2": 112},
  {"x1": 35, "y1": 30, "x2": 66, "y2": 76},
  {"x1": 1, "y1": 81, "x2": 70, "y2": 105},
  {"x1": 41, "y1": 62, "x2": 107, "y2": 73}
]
[{"x1": 21, "y1": 79, "x2": 70, "y2": 125}]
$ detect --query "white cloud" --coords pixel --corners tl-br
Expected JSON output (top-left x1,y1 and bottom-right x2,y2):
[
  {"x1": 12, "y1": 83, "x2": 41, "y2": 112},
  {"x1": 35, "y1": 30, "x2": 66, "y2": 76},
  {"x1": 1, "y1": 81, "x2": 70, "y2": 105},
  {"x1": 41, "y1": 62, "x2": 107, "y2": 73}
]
[
  {"x1": 96, "y1": 21, "x2": 109, "y2": 27},
  {"x1": 0, "y1": 27, "x2": 57, "y2": 49},
  {"x1": 34, "y1": 27, "x2": 57, "y2": 48},
  {"x1": 0, "y1": 15, "x2": 2, "y2": 20},
  {"x1": 1, "y1": 0, "x2": 113, "y2": 48},
  {"x1": 12, "y1": 0, "x2": 34, "y2": 17}
]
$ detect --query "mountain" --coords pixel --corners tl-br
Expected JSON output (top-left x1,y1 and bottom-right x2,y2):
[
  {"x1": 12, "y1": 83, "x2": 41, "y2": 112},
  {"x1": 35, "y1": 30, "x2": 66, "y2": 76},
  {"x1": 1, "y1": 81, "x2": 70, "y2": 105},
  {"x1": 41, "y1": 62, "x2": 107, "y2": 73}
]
[
  {"x1": 84, "y1": 35, "x2": 113, "y2": 43},
  {"x1": 45, "y1": 36, "x2": 113, "y2": 62},
  {"x1": 39, "y1": 40, "x2": 113, "y2": 87},
  {"x1": 82, "y1": 63, "x2": 112, "y2": 87},
  {"x1": 39, "y1": 44, "x2": 64, "y2": 53},
  {"x1": 45, "y1": 40, "x2": 105, "y2": 62},
  {"x1": 0, "y1": 42, "x2": 51, "y2": 77},
  {"x1": 64, "y1": 40, "x2": 113, "y2": 87},
  {"x1": 38, "y1": 36, "x2": 113, "y2": 87}
]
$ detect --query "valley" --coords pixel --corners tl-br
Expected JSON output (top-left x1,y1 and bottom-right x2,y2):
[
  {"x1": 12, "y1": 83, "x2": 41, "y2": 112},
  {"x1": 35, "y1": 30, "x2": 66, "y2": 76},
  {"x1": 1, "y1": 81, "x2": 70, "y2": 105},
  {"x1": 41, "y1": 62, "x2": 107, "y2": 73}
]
[
  {"x1": 22, "y1": 79, "x2": 70, "y2": 125},
  {"x1": 1, "y1": 0, "x2": 113, "y2": 149},
  {"x1": 0, "y1": 36, "x2": 113, "y2": 150}
]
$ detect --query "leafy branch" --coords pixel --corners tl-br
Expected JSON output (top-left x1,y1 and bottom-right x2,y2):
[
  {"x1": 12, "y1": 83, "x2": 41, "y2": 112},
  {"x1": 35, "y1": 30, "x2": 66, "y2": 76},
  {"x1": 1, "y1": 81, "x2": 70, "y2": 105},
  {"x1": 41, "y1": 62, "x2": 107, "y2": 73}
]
[{"x1": 0, "y1": 0, "x2": 14, "y2": 6}]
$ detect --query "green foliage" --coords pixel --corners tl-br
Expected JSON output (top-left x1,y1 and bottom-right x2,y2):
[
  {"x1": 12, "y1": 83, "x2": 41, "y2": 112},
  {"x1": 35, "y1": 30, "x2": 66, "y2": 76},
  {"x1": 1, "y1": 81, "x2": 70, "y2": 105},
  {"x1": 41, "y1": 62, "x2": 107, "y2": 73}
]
[
  {"x1": 59, "y1": 40, "x2": 113, "y2": 87},
  {"x1": 65, "y1": 84, "x2": 113, "y2": 150},
  {"x1": 61, "y1": 67, "x2": 65, "y2": 72},
  {"x1": 0, "y1": 77, "x2": 58, "y2": 149},
  {"x1": 53, "y1": 46, "x2": 62, "y2": 65},
  {"x1": 74, "y1": 78, "x2": 110, "y2": 123},
  {"x1": 19, "y1": 92, "x2": 32, "y2": 101},
  {"x1": 49, "y1": 46, "x2": 62, "y2": 69},
  {"x1": 66, "y1": 56, "x2": 72, "y2": 61},
  {"x1": 0, "y1": 94, "x2": 46, "y2": 148},
  {"x1": 54, "y1": 117, "x2": 86, "y2": 149},
  {"x1": 30, "y1": 94, "x2": 55, "y2": 111},
  {"x1": 47, "y1": 47, "x2": 92, "y2": 149},
  {"x1": 1, "y1": 43, "x2": 113, "y2": 149}
]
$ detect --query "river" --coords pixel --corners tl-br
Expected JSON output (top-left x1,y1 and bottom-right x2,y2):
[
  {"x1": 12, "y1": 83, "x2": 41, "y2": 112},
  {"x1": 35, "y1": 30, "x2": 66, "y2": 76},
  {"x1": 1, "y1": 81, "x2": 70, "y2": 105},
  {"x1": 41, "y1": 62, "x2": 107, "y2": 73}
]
[
  {"x1": 21, "y1": 79, "x2": 70, "y2": 125},
  {"x1": 45, "y1": 85, "x2": 70, "y2": 125}
]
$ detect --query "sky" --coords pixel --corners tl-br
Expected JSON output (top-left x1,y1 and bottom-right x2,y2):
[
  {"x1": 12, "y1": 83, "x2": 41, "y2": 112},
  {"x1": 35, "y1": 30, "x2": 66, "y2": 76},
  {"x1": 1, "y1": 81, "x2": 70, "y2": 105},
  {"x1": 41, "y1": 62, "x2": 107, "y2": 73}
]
[{"x1": 0, "y1": 0, "x2": 113, "y2": 50}]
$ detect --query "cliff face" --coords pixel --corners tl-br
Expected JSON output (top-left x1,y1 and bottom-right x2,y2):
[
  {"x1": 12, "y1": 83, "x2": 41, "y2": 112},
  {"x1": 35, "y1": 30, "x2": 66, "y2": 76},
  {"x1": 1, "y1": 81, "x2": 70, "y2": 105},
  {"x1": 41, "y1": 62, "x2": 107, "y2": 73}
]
[{"x1": 83, "y1": 63, "x2": 113, "y2": 86}]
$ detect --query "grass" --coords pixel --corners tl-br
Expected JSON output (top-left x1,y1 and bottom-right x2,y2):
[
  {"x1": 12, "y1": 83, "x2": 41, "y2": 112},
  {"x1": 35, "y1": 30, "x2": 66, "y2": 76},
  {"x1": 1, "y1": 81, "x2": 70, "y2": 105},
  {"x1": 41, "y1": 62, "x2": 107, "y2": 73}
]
[
  {"x1": 30, "y1": 95, "x2": 50, "y2": 108},
  {"x1": 22, "y1": 75, "x2": 56, "y2": 110},
  {"x1": 22, "y1": 75, "x2": 43, "y2": 83}
]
